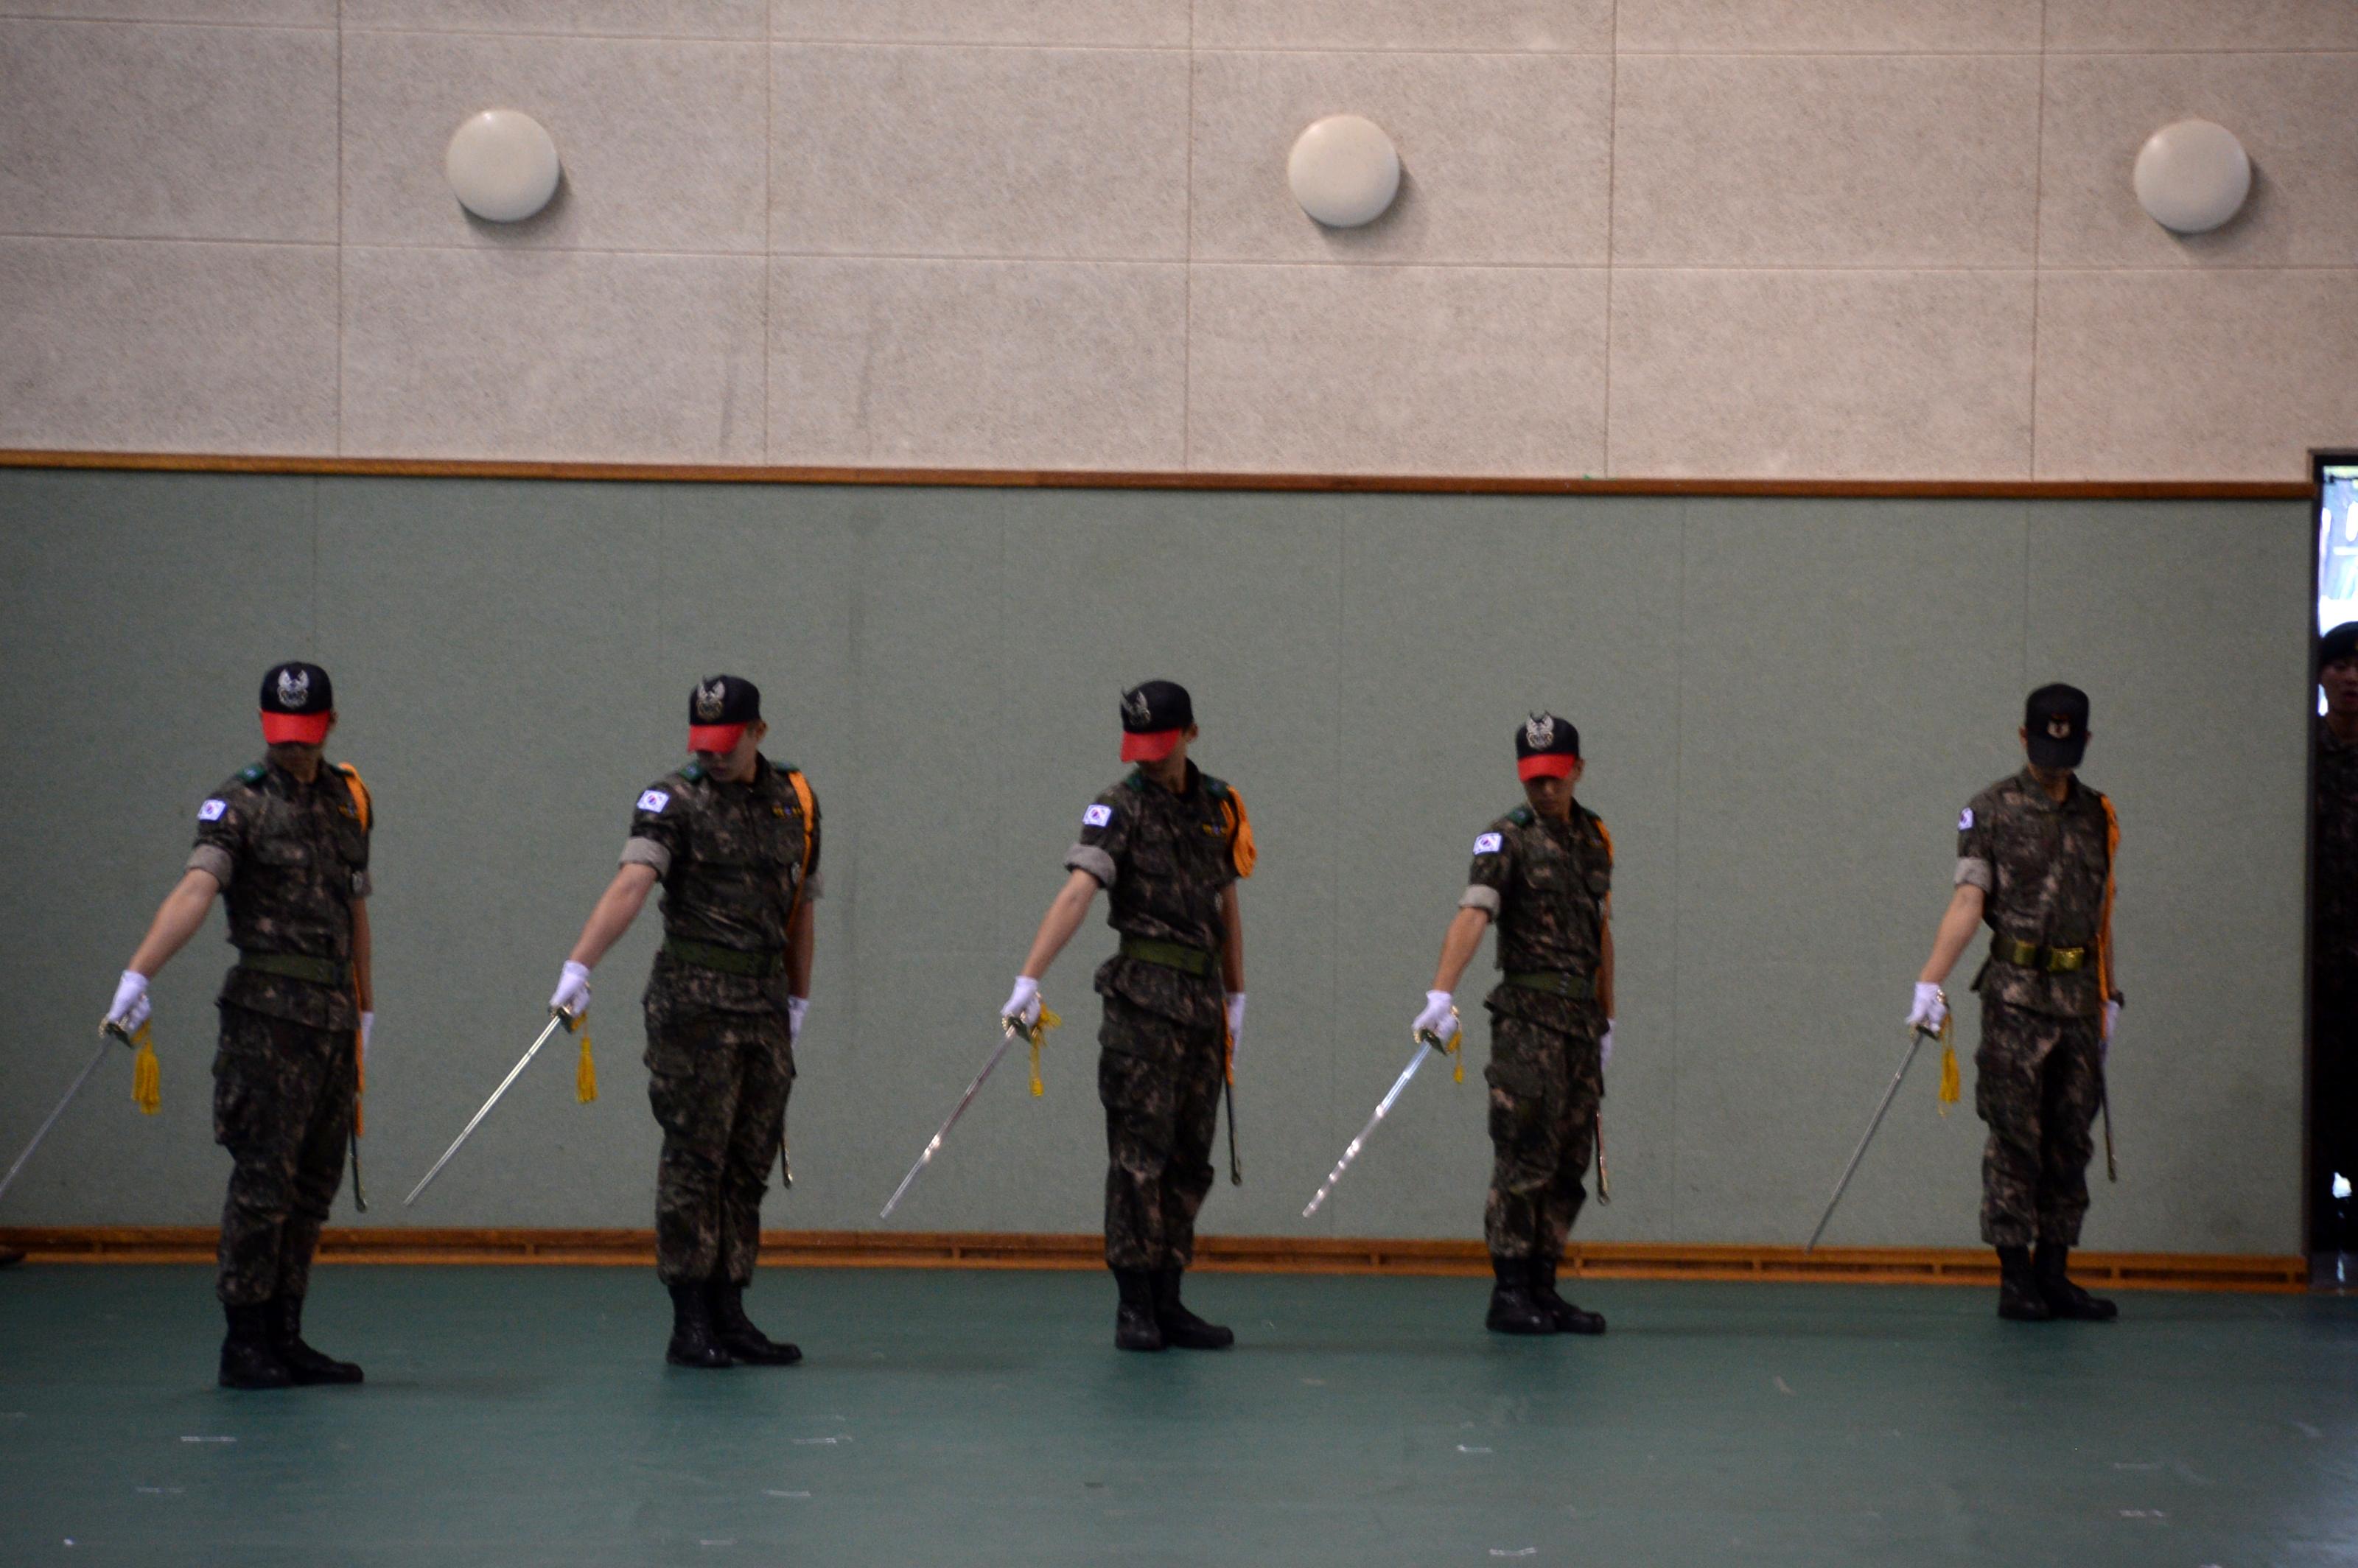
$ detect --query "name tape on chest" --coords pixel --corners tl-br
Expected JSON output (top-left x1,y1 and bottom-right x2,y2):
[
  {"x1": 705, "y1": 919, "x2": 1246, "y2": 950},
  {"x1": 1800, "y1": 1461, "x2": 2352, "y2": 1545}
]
[
  {"x1": 637, "y1": 788, "x2": 671, "y2": 815},
  {"x1": 1082, "y1": 803, "x2": 1114, "y2": 829},
  {"x1": 1958, "y1": 808, "x2": 1975, "y2": 831},
  {"x1": 1473, "y1": 832, "x2": 1504, "y2": 855},
  {"x1": 198, "y1": 799, "x2": 228, "y2": 823}
]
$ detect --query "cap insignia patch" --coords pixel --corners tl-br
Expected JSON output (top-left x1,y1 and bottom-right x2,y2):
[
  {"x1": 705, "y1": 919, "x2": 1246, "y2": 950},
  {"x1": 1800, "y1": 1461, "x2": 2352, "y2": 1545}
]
[
  {"x1": 1524, "y1": 713, "x2": 1556, "y2": 749},
  {"x1": 695, "y1": 681, "x2": 727, "y2": 721},
  {"x1": 2046, "y1": 715, "x2": 2073, "y2": 739},
  {"x1": 1121, "y1": 687, "x2": 1152, "y2": 727},
  {"x1": 276, "y1": 668, "x2": 309, "y2": 708}
]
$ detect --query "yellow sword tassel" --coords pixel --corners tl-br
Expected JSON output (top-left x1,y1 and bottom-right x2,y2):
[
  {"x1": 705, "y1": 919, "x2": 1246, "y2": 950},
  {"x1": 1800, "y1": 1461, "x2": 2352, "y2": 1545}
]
[{"x1": 130, "y1": 1021, "x2": 161, "y2": 1115}]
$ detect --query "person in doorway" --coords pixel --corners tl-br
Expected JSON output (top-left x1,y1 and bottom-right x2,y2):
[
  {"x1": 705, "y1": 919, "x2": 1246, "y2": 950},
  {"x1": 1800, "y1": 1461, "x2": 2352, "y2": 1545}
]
[
  {"x1": 101, "y1": 662, "x2": 374, "y2": 1388},
  {"x1": 1003, "y1": 681, "x2": 1253, "y2": 1352},
  {"x1": 1412, "y1": 713, "x2": 1614, "y2": 1337},
  {"x1": 550, "y1": 676, "x2": 818, "y2": 1370},
  {"x1": 1908, "y1": 684, "x2": 2123, "y2": 1323},
  {"x1": 2311, "y1": 623, "x2": 2358, "y2": 1250}
]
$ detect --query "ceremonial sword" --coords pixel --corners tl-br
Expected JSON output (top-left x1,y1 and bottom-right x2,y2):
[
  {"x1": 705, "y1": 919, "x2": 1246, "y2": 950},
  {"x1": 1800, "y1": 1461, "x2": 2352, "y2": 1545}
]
[
  {"x1": 1804, "y1": 1005, "x2": 1945, "y2": 1253},
  {"x1": 879, "y1": 1014, "x2": 1032, "y2": 1221},
  {"x1": 1302, "y1": 1021, "x2": 1460, "y2": 1219},
  {"x1": 0, "y1": 1022, "x2": 136, "y2": 1208},
  {"x1": 404, "y1": 1008, "x2": 575, "y2": 1207}
]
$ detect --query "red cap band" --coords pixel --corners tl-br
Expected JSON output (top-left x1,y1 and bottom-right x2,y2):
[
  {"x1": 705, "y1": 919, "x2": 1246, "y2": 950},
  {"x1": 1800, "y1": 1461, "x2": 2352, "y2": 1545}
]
[
  {"x1": 1516, "y1": 754, "x2": 1577, "y2": 780},
  {"x1": 1120, "y1": 728, "x2": 1183, "y2": 763},
  {"x1": 260, "y1": 710, "x2": 331, "y2": 746},
  {"x1": 689, "y1": 722, "x2": 749, "y2": 754}
]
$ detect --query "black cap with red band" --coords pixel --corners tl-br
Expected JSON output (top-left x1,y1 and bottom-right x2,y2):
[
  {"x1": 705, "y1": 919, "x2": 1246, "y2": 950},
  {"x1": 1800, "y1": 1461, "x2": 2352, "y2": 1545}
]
[
  {"x1": 1514, "y1": 711, "x2": 1581, "y2": 780},
  {"x1": 1119, "y1": 679, "x2": 1193, "y2": 763},
  {"x1": 689, "y1": 674, "x2": 760, "y2": 753},
  {"x1": 259, "y1": 662, "x2": 333, "y2": 746}
]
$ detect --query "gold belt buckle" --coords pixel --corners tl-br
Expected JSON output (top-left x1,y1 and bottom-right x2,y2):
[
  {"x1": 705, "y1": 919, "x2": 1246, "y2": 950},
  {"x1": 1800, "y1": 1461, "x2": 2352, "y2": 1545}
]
[{"x1": 2046, "y1": 947, "x2": 2086, "y2": 973}]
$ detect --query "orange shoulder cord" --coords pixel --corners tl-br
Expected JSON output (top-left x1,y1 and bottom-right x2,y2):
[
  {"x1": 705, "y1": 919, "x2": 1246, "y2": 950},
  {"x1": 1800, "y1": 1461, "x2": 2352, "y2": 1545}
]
[
  {"x1": 2096, "y1": 794, "x2": 2121, "y2": 1004},
  {"x1": 336, "y1": 763, "x2": 374, "y2": 1132},
  {"x1": 1222, "y1": 786, "x2": 1257, "y2": 879}
]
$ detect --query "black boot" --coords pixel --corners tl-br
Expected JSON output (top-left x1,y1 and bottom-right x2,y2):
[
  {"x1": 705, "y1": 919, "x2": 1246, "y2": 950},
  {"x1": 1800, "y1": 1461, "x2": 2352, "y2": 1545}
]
[
  {"x1": 0, "y1": 1247, "x2": 24, "y2": 1268},
  {"x1": 272, "y1": 1295, "x2": 363, "y2": 1385},
  {"x1": 1530, "y1": 1256, "x2": 1606, "y2": 1336},
  {"x1": 2035, "y1": 1241, "x2": 2119, "y2": 1321},
  {"x1": 1112, "y1": 1268, "x2": 1164, "y2": 1352},
  {"x1": 1151, "y1": 1268, "x2": 1234, "y2": 1351},
  {"x1": 1996, "y1": 1245, "x2": 2053, "y2": 1321},
  {"x1": 707, "y1": 1279, "x2": 802, "y2": 1365},
  {"x1": 218, "y1": 1301, "x2": 295, "y2": 1390},
  {"x1": 1484, "y1": 1257, "x2": 1556, "y2": 1335},
  {"x1": 665, "y1": 1279, "x2": 734, "y2": 1368}
]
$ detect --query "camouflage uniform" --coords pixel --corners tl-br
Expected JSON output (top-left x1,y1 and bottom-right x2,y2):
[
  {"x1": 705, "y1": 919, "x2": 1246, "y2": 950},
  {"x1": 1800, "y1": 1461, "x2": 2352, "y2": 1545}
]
[
  {"x1": 1956, "y1": 768, "x2": 2116, "y2": 1249},
  {"x1": 2312, "y1": 721, "x2": 2358, "y2": 1233},
  {"x1": 1461, "y1": 802, "x2": 1612, "y2": 1263},
  {"x1": 1066, "y1": 764, "x2": 1242, "y2": 1270},
  {"x1": 622, "y1": 755, "x2": 817, "y2": 1287},
  {"x1": 186, "y1": 759, "x2": 371, "y2": 1306}
]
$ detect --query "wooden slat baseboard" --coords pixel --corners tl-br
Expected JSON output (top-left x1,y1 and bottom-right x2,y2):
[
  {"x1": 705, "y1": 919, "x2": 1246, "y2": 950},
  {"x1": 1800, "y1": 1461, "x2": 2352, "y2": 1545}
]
[
  {"x1": 0, "y1": 450, "x2": 2313, "y2": 500},
  {"x1": 0, "y1": 1227, "x2": 2306, "y2": 1292}
]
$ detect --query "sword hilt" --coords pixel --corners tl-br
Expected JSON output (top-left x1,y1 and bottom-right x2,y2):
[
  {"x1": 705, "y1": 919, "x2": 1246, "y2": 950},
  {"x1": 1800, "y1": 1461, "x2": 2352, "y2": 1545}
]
[
  {"x1": 99, "y1": 1020, "x2": 135, "y2": 1048},
  {"x1": 551, "y1": 1004, "x2": 581, "y2": 1033}
]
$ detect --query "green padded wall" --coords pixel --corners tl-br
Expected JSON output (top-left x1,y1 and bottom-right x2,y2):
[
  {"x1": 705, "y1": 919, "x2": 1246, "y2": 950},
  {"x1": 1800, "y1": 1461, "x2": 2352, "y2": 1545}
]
[{"x1": 0, "y1": 472, "x2": 2315, "y2": 1253}]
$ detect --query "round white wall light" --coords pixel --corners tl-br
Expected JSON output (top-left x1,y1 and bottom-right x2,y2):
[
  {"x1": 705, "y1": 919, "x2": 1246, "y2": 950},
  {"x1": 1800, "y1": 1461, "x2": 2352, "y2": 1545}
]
[
  {"x1": 1288, "y1": 114, "x2": 1401, "y2": 229},
  {"x1": 446, "y1": 109, "x2": 561, "y2": 223},
  {"x1": 2133, "y1": 119, "x2": 2251, "y2": 234}
]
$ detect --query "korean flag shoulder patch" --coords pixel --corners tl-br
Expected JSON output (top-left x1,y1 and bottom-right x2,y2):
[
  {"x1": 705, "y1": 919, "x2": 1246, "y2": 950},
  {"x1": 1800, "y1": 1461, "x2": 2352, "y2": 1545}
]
[
  {"x1": 1473, "y1": 831, "x2": 1505, "y2": 855},
  {"x1": 1957, "y1": 807, "x2": 1975, "y2": 832},
  {"x1": 197, "y1": 798, "x2": 228, "y2": 823},
  {"x1": 637, "y1": 788, "x2": 671, "y2": 815},
  {"x1": 1082, "y1": 802, "x2": 1115, "y2": 829}
]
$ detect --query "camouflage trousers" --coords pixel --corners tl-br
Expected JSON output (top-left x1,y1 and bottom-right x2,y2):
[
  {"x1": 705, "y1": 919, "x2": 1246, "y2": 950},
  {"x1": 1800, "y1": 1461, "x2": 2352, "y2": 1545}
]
[
  {"x1": 1973, "y1": 998, "x2": 2104, "y2": 1248},
  {"x1": 211, "y1": 1004, "x2": 355, "y2": 1306},
  {"x1": 1097, "y1": 993, "x2": 1224, "y2": 1271},
  {"x1": 643, "y1": 991, "x2": 794, "y2": 1287},
  {"x1": 1483, "y1": 1014, "x2": 1603, "y2": 1263}
]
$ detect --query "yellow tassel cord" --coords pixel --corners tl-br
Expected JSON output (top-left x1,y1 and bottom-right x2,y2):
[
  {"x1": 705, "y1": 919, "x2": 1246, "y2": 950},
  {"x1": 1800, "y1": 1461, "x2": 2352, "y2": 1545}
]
[
  {"x1": 130, "y1": 1021, "x2": 161, "y2": 1115},
  {"x1": 1447, "y1": 1025, "x2": 1465, "y2": 1084},
  {"x1": 1935, "y1": 1010, "x2": 1960, "y2": 1116},
  {"x1": 575, "y1": 1016, "x2": 598, "y2": 1104},
  {"x1": 1028, "y1": 1006, "x2": 1063, "y2": 1097}
]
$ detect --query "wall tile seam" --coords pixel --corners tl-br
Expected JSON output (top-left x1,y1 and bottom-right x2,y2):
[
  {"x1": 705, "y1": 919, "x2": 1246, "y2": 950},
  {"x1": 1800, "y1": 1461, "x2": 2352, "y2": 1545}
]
[
  {"x1": 0, "y1": 232, "x2": 339, "y2": 248},
  {"x1": 0, "y1": 13, "x2": 332, "y2": 31},
  {"x1": 340, "y1": 24, "x2": 763, "y2": 43}
]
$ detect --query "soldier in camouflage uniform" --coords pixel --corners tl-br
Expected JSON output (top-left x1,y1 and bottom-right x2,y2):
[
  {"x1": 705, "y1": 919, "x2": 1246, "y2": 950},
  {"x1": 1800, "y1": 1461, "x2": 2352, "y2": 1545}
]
[
  {"x1": 102, "y1": 662, "x2": 373, "y2": 1389},
  {"x1": 1908, "y1": 683, "x2": 2123, "y2": 1322},
  {"x1": 1413, "y1": 713, "x2": 1614, "y2": 1337},
  {"x1": 551, "y1": 676, "x2": 817, "y2": 1369},
  {"x1": 2312, "y1": 624, "x2": 2358, "y2": 1251},
  {"x1": 1004, "y1": 680, "x2": 1252, "y2": 1352}
]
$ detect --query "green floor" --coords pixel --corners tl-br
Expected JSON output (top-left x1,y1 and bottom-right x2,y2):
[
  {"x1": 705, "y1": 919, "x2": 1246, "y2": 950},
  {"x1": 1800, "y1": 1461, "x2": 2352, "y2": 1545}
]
[{"x1": 2, "y1": 1267, "x2": 2355, "y2": 1567}]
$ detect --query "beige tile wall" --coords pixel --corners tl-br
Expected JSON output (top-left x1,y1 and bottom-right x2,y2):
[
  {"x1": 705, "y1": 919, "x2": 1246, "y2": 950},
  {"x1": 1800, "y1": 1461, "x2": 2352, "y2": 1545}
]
[{"x1": 0, "y1": 1, "x2": 2350, "y2": 477}]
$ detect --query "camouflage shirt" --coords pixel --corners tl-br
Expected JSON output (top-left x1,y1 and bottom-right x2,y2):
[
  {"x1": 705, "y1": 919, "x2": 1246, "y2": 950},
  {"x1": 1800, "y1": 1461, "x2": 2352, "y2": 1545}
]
[
  {"x1": 622, "y1": 755, "x2": 819, "y2": 1014},
  {"x1": 1066, "y1": 763, "x2": 1242, "y2": 1031},
  {"x1": 2317, "y1": 719, "x2": 2358, "y2": 984},
  {"x1": 186, "y1": 757, "x2": 371, "y2": 1032},
  {"x1": 1956, "y1": 767, "x2": 2114, "y2": 1019},
  {"x1": 1461, "y1": 802, "x2": 1612, "y2": 1033}
]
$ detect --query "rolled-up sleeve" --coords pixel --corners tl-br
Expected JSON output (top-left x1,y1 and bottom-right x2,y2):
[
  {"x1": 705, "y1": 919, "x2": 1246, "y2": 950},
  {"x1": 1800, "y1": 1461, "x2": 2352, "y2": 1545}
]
[
  {"x1": 1066, "y1": 793, "x2": 1127, "y2": 888},
  {"x1": 1065, "y1": 844, "x2": 1116, "y2": 887},
  {"x1": 1458, "y1": 883, "x2": 1500, "y2": 914},
  {"x1": 186, "y1": 844, "x2": 234, "y2": 887},
  {"x1": 1955, "y1": 856, "x2": 1993, "y2": 891},
  {"x1": 620, "y1": 836, "x2": 671, "y2": 875}
]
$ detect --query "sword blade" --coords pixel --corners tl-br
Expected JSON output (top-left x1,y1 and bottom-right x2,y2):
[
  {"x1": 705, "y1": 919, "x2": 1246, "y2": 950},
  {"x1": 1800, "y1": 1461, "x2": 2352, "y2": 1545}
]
[
  {"x1": 1595, "y1": 1107, "x2": 1611, "y2": 1205},
  {"x1": 1302, "y1": 1040, "x2": 1438, "y2": 1219},
  {"x1": 1803, "y1": 1026, "x2": 1931, "y2": 1253},
  {"x1": 0, "y1": 1035, "x2": 121, "y2": 1207},
  {"x1": 402, "y1": 1012, "x2": 568, "y2": 1208},
  {"x1": 2100, "y1": 1080, "x2": 2117, "y2": 1183},
  {"x1": 1223, "y1": 1078, "x2": 1242, "y2": 1188},
  {"x1": 879, "y1": 1022, "x2": 1021, "y2": 1220}
]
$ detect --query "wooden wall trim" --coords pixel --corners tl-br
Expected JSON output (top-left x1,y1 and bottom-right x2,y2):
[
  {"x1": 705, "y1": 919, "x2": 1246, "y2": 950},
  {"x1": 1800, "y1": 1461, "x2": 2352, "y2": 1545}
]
[
  {"x1": 0, "y1": 1227, "x2": 2306, "y2": 1292},
  {"x1": 0, "y1": 450, "x2": 2312, "y2": 501}
]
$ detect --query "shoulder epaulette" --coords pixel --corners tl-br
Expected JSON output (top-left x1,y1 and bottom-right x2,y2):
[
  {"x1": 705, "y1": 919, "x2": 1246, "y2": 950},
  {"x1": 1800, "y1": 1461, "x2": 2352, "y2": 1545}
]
[
  {"x1": 1120, "y1": 769, "x2": 1144, "y2": 792},
  {"x1": 239, "y1": 763, "x2": 267, "y2": 784},
  {"x1": 1202, "y1": 774, "x2": 1230, "y2": 799},
  {"x1": 679, "y1": 760, "x2": 706, "y2": 783},
  {"x1": 1507, "y1": 805, "x2": 1535, "y2": 827}
]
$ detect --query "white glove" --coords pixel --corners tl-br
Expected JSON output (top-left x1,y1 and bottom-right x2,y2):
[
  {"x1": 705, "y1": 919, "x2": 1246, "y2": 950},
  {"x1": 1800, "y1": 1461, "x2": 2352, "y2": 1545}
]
[
  {"x1": 105, "y1": 969, "x2": 151, "y2": 1032},
  {"x1": 1600, "y1": 1018, "x2": 1616, "y2": 1068},
  {"x1": 550, "y1": 960, "x2": 592, "y2": 1020},
  {"x1": 788, "y1": 995, "x2": 810, "y2": 1045},
  {"x1": 360, "y1": 1011, "x2": 374, "y2": 1068},
  {"x1": 1224, "y1": 992, "x2": 1247, "y2": 1066},
  {"x1": 1411, "y1": 990, "x2": 1455, "y2": 1042},
  {"x1": 2102, "y1": 998, "x2": 2120, "y2": 1059},
  {"x1": 1001, "y1": 976, "x2": 1042, "y2": 1030},
  {"x1": 1906, "y1": 981, "x2": 1948, "y2": 1032}
]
